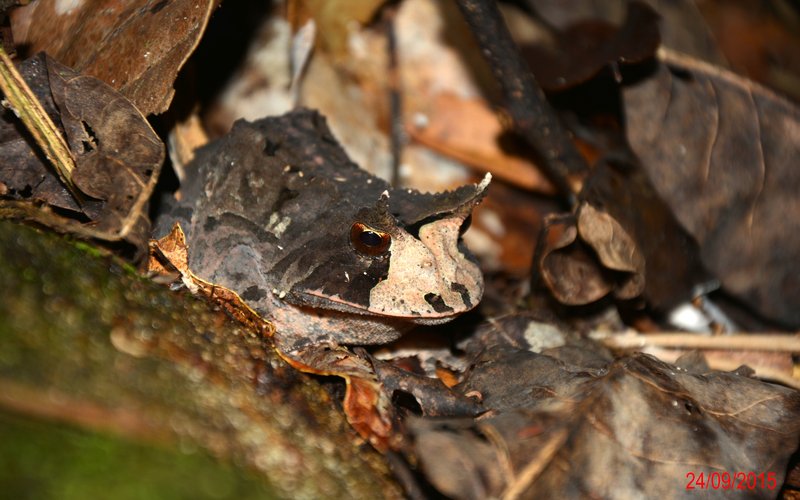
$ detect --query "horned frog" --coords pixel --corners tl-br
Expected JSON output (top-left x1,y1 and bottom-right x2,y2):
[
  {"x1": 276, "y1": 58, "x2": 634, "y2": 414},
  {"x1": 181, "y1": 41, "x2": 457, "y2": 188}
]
[{"x1": 154, "y1": 109, "x2": 489, "y2": 360}]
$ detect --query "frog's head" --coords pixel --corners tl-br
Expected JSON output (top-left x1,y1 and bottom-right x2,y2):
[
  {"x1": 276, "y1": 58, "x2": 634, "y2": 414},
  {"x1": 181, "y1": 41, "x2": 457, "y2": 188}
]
[{"x1": 286, "y1": 174, "x2": 490, "y2": 325}]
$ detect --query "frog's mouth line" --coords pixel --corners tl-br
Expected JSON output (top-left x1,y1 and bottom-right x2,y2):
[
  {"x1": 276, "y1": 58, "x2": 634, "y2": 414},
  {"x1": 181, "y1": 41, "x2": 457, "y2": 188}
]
[{"x1": 298, "y1": 286, "x2": 479, "y2": 324}]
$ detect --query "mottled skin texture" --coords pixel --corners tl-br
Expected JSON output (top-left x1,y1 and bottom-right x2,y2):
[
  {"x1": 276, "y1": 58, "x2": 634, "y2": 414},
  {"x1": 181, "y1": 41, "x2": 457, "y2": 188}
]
[{"x1": 155, "y1": 109, "x2": 488, "y2": 353}]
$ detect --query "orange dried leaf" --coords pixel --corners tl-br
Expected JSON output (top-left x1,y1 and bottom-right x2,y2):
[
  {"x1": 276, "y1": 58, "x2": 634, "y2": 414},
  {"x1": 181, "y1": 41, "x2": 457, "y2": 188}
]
[{"x1": 408, "y1": 93, "x2": 555, "y2": 193}]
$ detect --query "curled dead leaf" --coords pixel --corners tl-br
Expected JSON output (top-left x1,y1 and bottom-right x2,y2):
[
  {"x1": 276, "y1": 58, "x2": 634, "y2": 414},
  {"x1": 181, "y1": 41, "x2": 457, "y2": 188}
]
[
  {"x1": 537, "y1": 206, "x2": 646, "y2": 306},
  {"x1": 538, "y1": 212, "x2": 610, "y2": 305},
  {"x1": 576, "y1": 202, "x2": 645, "y2": 300}
]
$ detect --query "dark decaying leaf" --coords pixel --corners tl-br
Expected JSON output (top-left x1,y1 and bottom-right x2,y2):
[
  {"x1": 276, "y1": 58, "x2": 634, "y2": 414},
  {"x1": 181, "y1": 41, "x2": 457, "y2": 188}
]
[
  {"x1": 47, "y1": 56, "x2": 164, "y2": 228},
  {"x1": 521, "y1": 1, "x2": 660, "y2": 91},
  {"x1": 0, "y1": 53, "x2": 164, "y2": 252},
  {"x1": 623, "y1": 49, "x2": 800, "y2": 327},
  {"x1": 515, "y1": 4, "x2": 711, "y2": 312},
  {"x1": 413, "y1": 342, "x2": 800, "y2": 499},
  {"x1": 578, "y1": 160, "x2": 712, "y2": 311},
  {"x1": 535, "y1": 169, "x2": 691, "y2": 309},
  {"x1": 10, "y1": 0, "x2": 215, "y2": 115},
  {"x1": 0, "y1": 53, "x2": 79, "y2": 211},
  {"x1": 696, "y1": 1, "x2": 800, "y2": 103},
  {"x1": 412, "y1": 418, "x2": 506, "y2": 500},
  {"x1": 459, "y1": 312, "x2": 617, "y2": 369},
  {"x1": 525, "y1": 0, "x2": 727, "y2": 66}
]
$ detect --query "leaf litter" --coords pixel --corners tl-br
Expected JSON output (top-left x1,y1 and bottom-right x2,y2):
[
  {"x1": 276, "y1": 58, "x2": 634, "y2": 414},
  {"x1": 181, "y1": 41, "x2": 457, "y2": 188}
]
[{"x1": 2, "y1": 0, "x2": 800, "y2": 498}]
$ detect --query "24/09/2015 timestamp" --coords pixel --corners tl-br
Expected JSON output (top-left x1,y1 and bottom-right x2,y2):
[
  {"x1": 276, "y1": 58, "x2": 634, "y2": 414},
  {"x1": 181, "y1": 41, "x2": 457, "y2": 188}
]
[{"x1": 685, "y1": 471, "x2": 778, "y2": 491}]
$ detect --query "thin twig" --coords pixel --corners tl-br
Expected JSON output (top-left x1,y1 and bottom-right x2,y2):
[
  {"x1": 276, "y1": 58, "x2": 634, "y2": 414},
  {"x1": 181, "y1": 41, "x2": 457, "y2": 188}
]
[
  {"x1": 592, "y1": 330, "x2": 800, "y2": 353},
  {"x1": 454, "y1": 0, "x2": 586, "y2": 205},
  {"x1": 384, "y1": 3, "x2": 403, "y2": 187},
  {"x1": 501, "y1": 428, "x2": 569, "y2": 500}
]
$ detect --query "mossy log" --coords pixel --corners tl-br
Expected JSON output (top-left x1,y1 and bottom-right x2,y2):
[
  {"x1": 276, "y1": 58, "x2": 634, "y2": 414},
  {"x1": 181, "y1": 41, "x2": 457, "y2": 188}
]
[{"x1": 0, "y1": 221, "x2": 401, "y2": 499}]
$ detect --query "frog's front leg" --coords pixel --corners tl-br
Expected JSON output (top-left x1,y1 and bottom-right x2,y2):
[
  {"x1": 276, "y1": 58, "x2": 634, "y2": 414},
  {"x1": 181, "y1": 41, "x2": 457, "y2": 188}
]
[{"x1": 268, "y1": 303, "x2": 408, "y2": 451}]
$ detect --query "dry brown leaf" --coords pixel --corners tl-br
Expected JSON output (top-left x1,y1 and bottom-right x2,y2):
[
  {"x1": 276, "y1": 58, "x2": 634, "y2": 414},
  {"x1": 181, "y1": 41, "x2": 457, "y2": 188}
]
[
  {"x1": 513, "y1": 4, "x2": 713, "y2": 312},
  {"x1": 279, "y1": 345, "x2": 398, "y2": 452},
  {"x1": 300, "y1": 49, "x2": 393, "y2": 180},
  {"x1": 527, "y1": 0, "x2": 727, "y2": 66},
  {"x1": 577, "y1": 203, "x2": 642, "y2": 274},
  {"x1": 147, "y1": 222, "x2": 190, "y2": 275},
  {"x1": 167, "y1": 111, "x2": 209, "y2": 178},
  {"x1": 47, "y1": 57, "x2": 163, "y2": 236},
  {"x1": 537, "y1": 212, "x2": 614, "y2": 305},
  {"x1": 370, "y1": 356, "x2": 484, "y2": 417},
  {"x1": 11, "y1": 0, "x2": 215, "y2": 115},
  {"x1": 576, "y1": 202, "x2": 644, "y2": 299},
  {"x1": 521, "y1": 1, "x2": 661, "y2": 91},
  {"x1": 646, "y1": 347, "x2": 796, "y2": 389},
  {"x1": 624, "y1": 48, "x2": 800, "y2": 326},
  {"x1": 698, "y1": 0, "x2": 800, "y2": 102}
]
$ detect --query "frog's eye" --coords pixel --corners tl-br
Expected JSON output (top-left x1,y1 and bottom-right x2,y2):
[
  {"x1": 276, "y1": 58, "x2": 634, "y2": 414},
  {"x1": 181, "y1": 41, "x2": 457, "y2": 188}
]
[{"x1": 350, "y1": 222, "x2": 391, "y2": 256}]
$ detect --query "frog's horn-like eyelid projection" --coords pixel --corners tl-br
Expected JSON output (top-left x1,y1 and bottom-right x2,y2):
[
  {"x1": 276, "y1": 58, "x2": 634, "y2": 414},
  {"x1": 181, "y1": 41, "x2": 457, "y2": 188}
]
[
  {"x1": 353, "y1": 190, "x2": 397, "y2": 233},
  {"x1": 390, "y1": 173, "x2": 492, "y2": 225},
  {"x1": 376, "y1": 190, "x2": 391, "y2": 218},
  {"x1": 357, "y1": 174, "x2": 491, "y2": 236},
  {"x1": 458, "y1": 173, "x2": 492, "y2": 215}
]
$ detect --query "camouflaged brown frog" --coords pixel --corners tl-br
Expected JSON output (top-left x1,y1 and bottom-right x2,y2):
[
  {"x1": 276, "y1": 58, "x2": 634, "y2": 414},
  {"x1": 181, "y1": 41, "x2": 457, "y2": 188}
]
[{"x1": 154, "y1": 109, "x2": 489, "y2": 358}]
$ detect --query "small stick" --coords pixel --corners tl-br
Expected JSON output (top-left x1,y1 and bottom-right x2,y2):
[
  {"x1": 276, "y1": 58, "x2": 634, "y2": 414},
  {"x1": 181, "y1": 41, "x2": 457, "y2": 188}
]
[
  {"x1": 592, "y1": 330, "x2": 800, "y2": 353},
  {"x1": 454, "y1": 0, "x2": 586, "y2": 205},
  {"x1": 383, "y1": 4, "x2": 404, "y2": 187}
]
